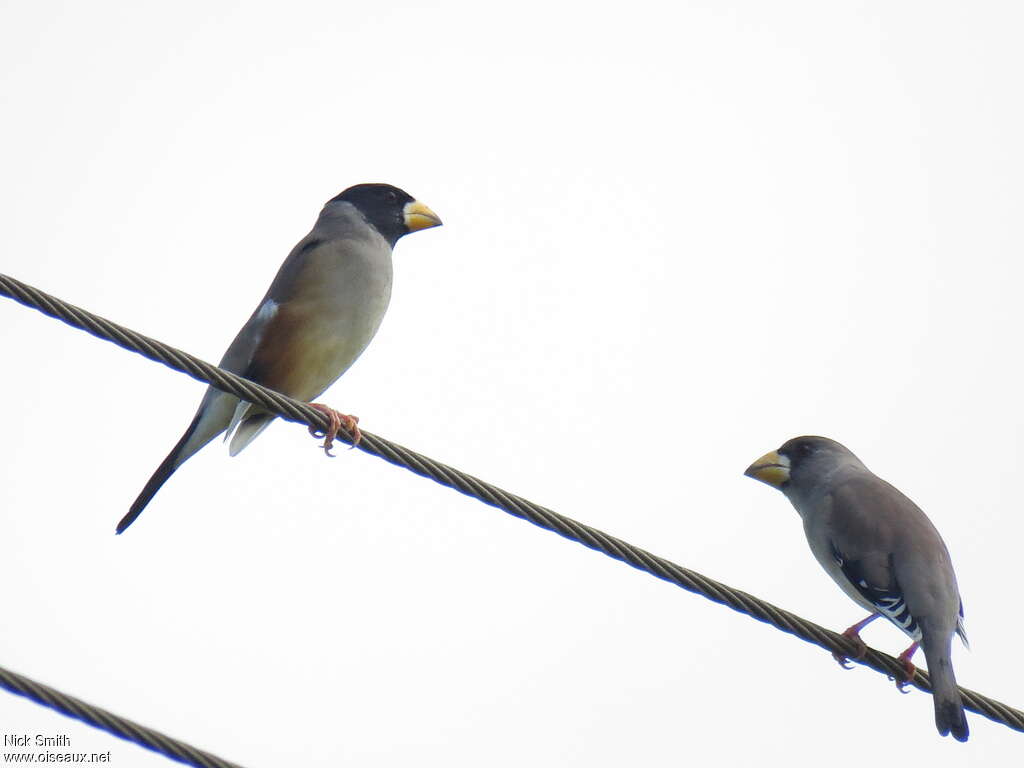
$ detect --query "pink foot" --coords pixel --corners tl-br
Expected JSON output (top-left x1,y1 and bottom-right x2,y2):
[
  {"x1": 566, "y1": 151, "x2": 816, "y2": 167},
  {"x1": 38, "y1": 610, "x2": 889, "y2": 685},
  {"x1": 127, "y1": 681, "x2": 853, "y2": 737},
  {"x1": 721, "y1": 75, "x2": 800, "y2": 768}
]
[
  {"x1": 894, "y1": 642, "x2": 919, "y2": 693},
  {"x1": 307, "y1": 403, "x2": 361, "y2": 456},
  {"x1": 832, "y1": 613, "x2": 879, "y2": 669}
]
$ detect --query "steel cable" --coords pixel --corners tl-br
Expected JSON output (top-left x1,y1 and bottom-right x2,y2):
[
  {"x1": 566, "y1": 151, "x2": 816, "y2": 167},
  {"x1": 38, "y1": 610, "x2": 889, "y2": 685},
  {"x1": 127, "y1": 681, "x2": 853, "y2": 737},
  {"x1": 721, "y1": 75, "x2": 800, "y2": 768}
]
[
  {"x1": 0, "y1": 664, "x2": 243, "y2": 767},
  {"x1": 1, "y1": 271, "x2": 1021, "y2": 748}
]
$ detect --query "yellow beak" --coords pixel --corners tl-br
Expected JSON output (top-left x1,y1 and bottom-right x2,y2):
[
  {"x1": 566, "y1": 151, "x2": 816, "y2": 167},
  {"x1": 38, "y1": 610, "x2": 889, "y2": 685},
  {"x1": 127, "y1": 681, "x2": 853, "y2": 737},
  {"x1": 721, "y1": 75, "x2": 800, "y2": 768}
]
[
  {"x1": 403, "y1": 200, "x2": 443, "y2": 232},
  {"x1": 744, "y1": 450, "x2": 791, "y2": 488}
]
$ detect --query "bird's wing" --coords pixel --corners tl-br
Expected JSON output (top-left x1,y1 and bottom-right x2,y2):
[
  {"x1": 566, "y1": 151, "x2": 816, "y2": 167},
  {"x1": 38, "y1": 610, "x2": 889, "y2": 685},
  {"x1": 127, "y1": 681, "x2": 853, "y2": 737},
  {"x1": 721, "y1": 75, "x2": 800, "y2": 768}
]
[
  {"x1": 828, "y1": 543, "x2": 921, "y2": 641},
  {"x1": 215, "y1": 232, "x2": 329, "y2": 374},
  {"x1": 215, "y1": 237, "x2": 324, "y2": 448},
  {"x1": 826, "y1": 479, "x2": 923, "y2": 641}
]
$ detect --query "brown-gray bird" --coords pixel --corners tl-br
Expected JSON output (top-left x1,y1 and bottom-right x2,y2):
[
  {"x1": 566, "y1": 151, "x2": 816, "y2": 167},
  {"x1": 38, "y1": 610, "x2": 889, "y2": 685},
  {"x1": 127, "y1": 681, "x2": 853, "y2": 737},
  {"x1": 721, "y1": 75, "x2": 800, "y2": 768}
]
[
  {"x1": 117, "y1": 183, "x2": 442, "y2": 534},
  {"x1": 745, "y1": 435, "x2": 969, "y2": 742}
]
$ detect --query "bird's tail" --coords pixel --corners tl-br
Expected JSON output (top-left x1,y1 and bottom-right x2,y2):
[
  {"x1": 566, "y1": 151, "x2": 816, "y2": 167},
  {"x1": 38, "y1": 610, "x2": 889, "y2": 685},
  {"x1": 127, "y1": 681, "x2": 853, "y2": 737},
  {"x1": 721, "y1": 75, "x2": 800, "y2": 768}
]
[
  {"x1": 117, "y1": 392, "x2": 234, "y2": 534},
  {"x1": 922, "y1": 629, "x2": 969, "y2": 742},
  {"x1": 117, "y1": 428, "x2": 195, "y2": 534}
]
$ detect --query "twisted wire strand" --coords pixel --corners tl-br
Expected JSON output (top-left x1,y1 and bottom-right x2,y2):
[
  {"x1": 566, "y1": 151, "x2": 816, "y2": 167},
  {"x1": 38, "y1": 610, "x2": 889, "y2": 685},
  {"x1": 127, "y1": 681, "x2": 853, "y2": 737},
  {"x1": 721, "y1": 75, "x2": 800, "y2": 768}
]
[
  {"x1": 0, "y1": 664, "x2": 244, "y2": 768},
  {"x1": 2, "y1": 271, "x2": 1022, "y2": 738}
]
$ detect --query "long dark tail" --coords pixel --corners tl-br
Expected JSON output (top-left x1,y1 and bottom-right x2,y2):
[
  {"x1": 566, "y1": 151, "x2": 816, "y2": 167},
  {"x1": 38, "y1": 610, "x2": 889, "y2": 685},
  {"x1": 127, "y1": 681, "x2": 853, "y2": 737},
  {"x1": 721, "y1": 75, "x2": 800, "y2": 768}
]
[
  {"x1": 116, "y1": 415, "x2": 203, "y2": 534},
  {"x1": 922, "y1": 630, "x2": 969, "y2": 742}
]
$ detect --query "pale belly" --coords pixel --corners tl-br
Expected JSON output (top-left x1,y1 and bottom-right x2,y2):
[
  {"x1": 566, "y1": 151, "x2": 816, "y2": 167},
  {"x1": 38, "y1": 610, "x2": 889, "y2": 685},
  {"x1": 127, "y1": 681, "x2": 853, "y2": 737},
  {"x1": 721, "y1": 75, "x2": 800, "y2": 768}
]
[{"x1": 282, "y1": 291, "x2": 390, "y2": 402}]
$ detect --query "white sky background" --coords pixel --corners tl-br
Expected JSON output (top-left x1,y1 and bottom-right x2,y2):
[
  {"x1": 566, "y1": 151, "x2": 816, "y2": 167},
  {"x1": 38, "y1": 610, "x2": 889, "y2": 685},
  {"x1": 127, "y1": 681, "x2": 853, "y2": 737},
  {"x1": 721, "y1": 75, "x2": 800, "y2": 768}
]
[{"x1": 0, "y1": 1, "x2": 1022, "y2": 765}]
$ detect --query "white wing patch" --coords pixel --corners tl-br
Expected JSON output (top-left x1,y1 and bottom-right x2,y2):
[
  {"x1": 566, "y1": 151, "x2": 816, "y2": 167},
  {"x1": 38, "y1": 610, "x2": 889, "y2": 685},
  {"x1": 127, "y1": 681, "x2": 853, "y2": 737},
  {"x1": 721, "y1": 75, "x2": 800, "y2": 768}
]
[
  {"x1": 874, "y1": 594, "x2": 923, "y2": 642},
  {"x1": 254, "y1": 298, "x2": 279, "y2": 324}
]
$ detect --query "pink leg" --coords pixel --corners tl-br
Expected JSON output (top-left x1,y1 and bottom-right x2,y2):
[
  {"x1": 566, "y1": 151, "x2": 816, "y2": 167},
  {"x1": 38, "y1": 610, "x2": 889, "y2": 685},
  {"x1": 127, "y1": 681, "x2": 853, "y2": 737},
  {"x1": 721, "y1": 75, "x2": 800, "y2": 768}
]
[
  {"x1": 894, "y1": 641, "x2": 920, "y2": 693},
  {"x1": 833, "y1": 613, "x2": 881, "y2": 669},
  {"x1": 307, "y1": 403, "x2": 361, "y2": 456}
]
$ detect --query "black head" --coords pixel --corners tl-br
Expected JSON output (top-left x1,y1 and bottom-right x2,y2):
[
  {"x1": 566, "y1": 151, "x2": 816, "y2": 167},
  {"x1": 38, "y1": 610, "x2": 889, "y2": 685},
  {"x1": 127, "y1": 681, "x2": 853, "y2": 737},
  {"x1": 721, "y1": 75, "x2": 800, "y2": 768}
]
[{"x1": 328, "y1": 183, "x2": 441, "y2": 246}]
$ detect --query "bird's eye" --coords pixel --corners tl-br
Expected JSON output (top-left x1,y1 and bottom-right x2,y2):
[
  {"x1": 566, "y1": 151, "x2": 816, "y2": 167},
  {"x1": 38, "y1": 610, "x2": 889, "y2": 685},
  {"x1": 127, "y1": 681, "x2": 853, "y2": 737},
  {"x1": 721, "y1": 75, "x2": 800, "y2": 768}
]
[
  {"x1": 386, "y1": 190, "x2": 398, "y2": 201},
  {"x1": 799, "y1": 443, "x2": 814, "y2": 456}
]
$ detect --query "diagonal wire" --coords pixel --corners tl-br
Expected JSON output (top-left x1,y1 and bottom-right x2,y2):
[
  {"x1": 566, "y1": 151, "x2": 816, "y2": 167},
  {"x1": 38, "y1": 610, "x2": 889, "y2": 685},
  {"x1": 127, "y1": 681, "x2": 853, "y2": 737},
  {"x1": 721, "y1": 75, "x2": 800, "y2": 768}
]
[
  {"x1": 1, "y1": 270, "x2": 1022, "y2": 741},
  {"x1": 0, "y1": 664, "x2": 243, "y2": 768}
]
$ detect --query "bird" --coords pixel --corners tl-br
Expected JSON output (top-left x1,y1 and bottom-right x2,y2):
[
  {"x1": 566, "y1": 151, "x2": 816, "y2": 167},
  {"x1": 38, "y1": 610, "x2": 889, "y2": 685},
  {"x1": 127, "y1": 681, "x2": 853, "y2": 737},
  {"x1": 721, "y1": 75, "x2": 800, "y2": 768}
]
[
  {"x1": 117, "y1": 183, "x2": 442, "y2": 534},
  {"x1": 744, "y1": 435, "x2": 969, "y2": 742}
]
